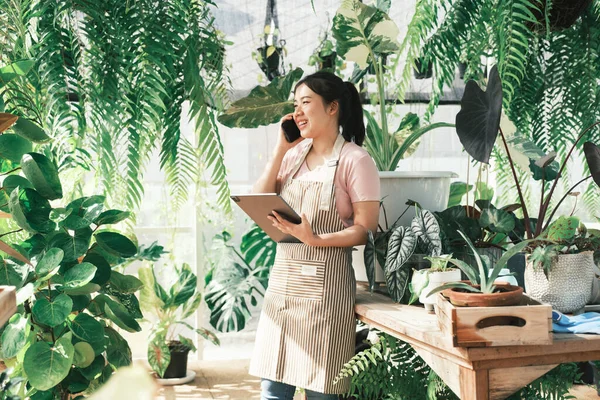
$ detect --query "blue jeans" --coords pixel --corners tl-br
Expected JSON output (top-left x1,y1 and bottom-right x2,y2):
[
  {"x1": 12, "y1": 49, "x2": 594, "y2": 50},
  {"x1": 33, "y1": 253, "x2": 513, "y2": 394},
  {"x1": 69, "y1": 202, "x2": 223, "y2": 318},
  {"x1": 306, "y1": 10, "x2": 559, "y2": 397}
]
[{"x1": 261, "y1": 378, "x2": 339, "y2": 400}]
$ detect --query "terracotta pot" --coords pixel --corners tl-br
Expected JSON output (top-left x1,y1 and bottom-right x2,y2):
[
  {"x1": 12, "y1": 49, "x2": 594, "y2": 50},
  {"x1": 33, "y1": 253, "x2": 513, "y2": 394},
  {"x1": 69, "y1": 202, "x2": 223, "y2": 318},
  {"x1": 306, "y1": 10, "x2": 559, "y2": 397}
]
[{"x1": 443, "y1": 281, "x2": 524, "y2": 307}]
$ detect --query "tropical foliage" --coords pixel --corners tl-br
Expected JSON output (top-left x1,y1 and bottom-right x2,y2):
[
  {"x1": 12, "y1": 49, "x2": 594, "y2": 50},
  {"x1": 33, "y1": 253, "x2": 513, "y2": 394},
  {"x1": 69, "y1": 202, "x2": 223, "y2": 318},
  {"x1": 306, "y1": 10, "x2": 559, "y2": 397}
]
[
  {"x1": 204, "y1": 226, "x2": 275, "y2": 332},
  {"x1": 399, "y1": 0, "x2": 600, "y2": 212},
  {"x1": 0, "y1": 0, "x2": 231, "y2": 213},
  {"x1": 0, "y1": 111, "x2": 145, "y2": 398},
  {"x1": 139, "y1": 263, "x2": 219, "y2": 378}
]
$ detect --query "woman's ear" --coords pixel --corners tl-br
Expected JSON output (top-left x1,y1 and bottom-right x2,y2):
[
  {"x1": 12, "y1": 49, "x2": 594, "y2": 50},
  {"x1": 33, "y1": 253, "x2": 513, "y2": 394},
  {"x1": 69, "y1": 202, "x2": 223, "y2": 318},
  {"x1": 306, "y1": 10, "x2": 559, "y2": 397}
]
[{"x1": 329, "y1": 101, "x2": 339, "y2": 115}]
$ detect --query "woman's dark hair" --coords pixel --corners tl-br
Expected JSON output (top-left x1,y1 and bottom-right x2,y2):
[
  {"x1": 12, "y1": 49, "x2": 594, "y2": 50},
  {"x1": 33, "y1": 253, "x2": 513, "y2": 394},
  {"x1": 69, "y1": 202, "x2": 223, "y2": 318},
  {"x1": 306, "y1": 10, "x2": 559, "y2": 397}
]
[{"x1": 294, "y1": 71, "x2": 365, "y2": 146}]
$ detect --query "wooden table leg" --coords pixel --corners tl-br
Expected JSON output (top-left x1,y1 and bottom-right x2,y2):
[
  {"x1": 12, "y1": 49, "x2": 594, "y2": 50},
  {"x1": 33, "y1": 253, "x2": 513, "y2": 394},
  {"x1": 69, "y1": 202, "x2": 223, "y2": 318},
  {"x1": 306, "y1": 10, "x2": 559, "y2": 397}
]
[{"x1": 459, "y1": 366, "x2": 489, "y2": 400}]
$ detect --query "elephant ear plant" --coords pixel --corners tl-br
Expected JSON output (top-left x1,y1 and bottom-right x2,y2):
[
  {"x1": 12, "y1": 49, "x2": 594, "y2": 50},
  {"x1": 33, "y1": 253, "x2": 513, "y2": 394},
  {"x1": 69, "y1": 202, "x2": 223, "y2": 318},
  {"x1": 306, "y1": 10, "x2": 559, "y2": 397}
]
[
  {"x1": 139, "y1": 263, "x2": 219, "y2": 379},
  {"x1": 455, "y1": 65, "x2": 600, "y2": 240},
  {"x1": 0, "y1": 114, "x2": 145, "y2": 398},
  {"x1": 364, "y1": 205, "x2": 442, "y2": 302}
]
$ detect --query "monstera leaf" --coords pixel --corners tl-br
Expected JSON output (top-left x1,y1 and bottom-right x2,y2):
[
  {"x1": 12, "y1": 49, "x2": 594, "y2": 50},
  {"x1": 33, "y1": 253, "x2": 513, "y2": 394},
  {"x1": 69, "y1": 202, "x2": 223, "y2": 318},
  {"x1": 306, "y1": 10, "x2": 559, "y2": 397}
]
[
  {"x1": 584, "y1": 141, "x2": 600, "y2": 187},
  {"x1": 217, "y1": 68, "x2": 303, "y2": 128},
  {"x1": 332, "y1": 0, "x2": 400, "y2": 69},
  {"x1": 455, "y1": 65, "x2": 503, "y2": 164}
]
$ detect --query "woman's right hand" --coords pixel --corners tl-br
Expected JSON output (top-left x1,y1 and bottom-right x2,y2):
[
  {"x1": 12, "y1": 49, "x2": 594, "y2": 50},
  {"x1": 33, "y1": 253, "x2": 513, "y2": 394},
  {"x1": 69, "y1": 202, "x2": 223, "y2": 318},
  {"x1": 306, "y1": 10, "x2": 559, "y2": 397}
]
[{"x1": 274, "y1": 113, "x2": 304, "y2": 156}]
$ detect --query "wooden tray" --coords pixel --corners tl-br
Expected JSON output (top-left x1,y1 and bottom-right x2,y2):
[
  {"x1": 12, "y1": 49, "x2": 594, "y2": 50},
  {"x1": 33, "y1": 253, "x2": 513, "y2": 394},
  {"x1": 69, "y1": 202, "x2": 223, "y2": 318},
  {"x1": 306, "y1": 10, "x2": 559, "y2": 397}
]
[
  {"x1": 0, "y1": 286, "x2": 17, "y2": 327},
  {"x1": 435, "y1": 292, "x2": 552, "y2": 348}
]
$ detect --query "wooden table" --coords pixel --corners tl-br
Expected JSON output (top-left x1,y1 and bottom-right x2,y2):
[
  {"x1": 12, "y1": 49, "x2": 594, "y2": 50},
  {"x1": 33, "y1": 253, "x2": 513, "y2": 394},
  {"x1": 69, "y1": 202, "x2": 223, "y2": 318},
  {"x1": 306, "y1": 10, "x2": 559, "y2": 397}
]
[{"x1": 355, "y1": 286, "x2": 600, "y2": 400}]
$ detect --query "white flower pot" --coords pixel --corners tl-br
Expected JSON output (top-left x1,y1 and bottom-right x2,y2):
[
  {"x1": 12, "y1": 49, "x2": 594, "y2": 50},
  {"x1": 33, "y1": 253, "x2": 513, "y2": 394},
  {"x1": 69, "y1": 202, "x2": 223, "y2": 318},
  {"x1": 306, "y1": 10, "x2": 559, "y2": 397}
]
[
  {"x1": 353, "y1": 171, "x2": 456, "y2": 283},
  {"x1": 419, "y1": 269, "x2": 462, "y2": 311},
  {"x1": 525, "y1": 252, "x2": 594, "y2": 313}
]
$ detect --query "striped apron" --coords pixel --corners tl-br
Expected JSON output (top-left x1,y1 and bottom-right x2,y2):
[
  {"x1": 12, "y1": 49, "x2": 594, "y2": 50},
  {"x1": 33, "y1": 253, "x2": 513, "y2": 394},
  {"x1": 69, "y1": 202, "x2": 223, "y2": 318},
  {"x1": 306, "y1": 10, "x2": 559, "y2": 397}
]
[{"x1": 249, "y1": 134, "x2": 356, "y2": 394}]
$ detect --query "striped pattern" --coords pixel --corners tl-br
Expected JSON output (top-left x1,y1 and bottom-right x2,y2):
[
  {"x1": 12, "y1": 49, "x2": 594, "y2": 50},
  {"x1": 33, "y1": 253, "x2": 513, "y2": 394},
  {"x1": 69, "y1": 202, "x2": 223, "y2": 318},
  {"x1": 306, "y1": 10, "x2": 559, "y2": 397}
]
[{"x1": 249, "y1": 146, "x2": 356, "y2": 395}]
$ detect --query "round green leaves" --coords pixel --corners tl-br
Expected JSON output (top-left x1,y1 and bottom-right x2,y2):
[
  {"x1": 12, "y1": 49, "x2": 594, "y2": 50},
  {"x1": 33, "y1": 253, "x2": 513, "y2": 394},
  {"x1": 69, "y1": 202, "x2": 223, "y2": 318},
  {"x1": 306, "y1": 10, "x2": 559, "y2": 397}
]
[
  {"x1": 21, "y1": 152, "x2": 63, "y2": 200},
  {"x1": 23, "y1": 335, "x2": 74, "y2": 391},
  {"x1": 0, "y1": 134, "x2": 32, "y2": 162},
  {"x1": 32, "y1": 293, "x2": 73, "y2": 327},
  {"x1": 95, "y1": 232, "x2": 137, "y2": 258}
]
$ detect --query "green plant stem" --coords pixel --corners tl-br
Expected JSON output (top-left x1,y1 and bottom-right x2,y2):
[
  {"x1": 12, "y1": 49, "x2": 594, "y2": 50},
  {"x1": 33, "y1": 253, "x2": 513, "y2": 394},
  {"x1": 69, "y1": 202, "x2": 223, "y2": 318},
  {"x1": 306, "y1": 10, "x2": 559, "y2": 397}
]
[
  {"x1": 499, "y1": 126, "x2": 532, "y2": 238},
  {"x1": 536, "y1": 121, "x2": 600, "y2": 236},
  {"x1": 0, "y1": 167, "x2": 21, "y2": 176},
  {"x1": 543, "y1": 175, "x2": 593, "y2": 231}
]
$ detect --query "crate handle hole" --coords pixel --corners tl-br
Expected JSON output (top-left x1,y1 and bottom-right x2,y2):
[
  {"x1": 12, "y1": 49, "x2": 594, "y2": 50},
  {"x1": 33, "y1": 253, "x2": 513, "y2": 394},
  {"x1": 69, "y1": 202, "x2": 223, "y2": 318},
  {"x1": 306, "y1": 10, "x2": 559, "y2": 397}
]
[{"x1": 476, "y1": 316, "x2": 526, "y2": 329}]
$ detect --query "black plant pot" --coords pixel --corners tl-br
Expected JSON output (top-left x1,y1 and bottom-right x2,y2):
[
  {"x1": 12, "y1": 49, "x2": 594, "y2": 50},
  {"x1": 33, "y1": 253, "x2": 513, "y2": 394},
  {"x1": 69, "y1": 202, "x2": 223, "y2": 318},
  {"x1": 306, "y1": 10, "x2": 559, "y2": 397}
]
[
  {"x1": 318, "y1": 51, "x2": 337, "y2": 71},
  {"x1": 163, "y1": 341, "x2": 191, "y2": 379},
  {"x1": 458, "y1": 62, "x2": 467, "y2": 79},
  {"x1": 413, "y1": 57, "x2": 432, "y2": 79},
  {"x1": 257, "y1": 46, "x2": 282, "y2": 81},
  {"x1": 530, "y1": 0, "x2": 593, "y2": 31}
]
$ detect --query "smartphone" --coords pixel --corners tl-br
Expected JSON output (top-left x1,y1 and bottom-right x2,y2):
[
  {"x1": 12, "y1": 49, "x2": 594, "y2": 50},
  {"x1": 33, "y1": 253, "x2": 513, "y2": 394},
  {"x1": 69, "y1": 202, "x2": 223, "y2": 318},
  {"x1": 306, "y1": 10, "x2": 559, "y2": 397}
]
[{"x1": 281, "y1": 119, "x2": 301, "y2": 142}]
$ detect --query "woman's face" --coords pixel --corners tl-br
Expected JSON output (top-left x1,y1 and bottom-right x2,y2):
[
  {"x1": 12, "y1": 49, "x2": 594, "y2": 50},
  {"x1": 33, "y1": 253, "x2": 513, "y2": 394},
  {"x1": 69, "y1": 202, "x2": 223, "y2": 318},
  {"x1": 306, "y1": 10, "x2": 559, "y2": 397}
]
[{"x1": 293, "y1": 83, "x2": 338, "y2": 139}]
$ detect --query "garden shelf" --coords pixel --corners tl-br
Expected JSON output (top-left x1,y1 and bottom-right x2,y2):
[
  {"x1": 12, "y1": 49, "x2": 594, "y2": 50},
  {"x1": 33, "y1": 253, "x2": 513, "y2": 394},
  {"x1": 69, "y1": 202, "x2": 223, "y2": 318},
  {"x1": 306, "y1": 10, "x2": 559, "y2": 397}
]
[
  {"x1": 0, "y1": 286, "x2": 16, "y2": 327},
  {"x1": 435, "y1": 293, "x2": 552, "y2": 348}
]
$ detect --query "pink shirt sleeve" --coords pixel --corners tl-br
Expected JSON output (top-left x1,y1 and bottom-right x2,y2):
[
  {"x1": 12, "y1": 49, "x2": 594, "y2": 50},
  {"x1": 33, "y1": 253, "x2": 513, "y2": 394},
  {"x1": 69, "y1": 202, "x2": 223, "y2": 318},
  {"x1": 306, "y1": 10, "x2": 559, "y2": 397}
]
[{"x1": 337, "y1": 145, "x2": 380, "y2": 203}]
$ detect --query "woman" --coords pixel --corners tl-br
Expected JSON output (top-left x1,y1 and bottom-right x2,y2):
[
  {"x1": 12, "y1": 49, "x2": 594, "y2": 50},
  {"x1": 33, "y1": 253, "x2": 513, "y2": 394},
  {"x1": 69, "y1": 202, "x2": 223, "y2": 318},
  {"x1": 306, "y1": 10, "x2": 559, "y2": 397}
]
[{"x1": 249, "y1": 71, "x2": 380, "y2": 400}]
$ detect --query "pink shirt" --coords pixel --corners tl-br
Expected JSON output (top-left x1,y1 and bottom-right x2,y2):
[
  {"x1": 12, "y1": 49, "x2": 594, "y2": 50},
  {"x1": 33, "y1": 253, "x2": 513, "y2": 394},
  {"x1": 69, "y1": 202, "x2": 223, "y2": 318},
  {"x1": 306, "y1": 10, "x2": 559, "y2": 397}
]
[{"x1": 277, "y1": 140, "x2": 380, "y2": 227}]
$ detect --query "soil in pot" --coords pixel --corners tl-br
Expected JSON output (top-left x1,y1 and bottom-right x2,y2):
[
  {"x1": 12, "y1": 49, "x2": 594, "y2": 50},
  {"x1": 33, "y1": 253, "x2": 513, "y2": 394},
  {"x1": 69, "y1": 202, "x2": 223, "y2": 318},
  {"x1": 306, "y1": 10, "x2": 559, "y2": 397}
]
[
  {"x1": 163, "y1": 341, "x2": 192, "y2": 379},
  {"x1": 443, "y1": 282, "x2": 524, "y2": 307}
]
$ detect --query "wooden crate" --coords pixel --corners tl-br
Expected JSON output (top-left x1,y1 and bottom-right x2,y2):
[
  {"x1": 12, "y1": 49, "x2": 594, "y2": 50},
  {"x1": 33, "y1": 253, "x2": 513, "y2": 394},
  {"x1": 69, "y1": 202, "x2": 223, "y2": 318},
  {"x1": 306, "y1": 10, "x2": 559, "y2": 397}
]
[
  {"x1": 435, "y1": 293, "x2": 552, "y2": 348},
  {"x1": 0, "y1": 286, "x2": 17, "y2": 328}
]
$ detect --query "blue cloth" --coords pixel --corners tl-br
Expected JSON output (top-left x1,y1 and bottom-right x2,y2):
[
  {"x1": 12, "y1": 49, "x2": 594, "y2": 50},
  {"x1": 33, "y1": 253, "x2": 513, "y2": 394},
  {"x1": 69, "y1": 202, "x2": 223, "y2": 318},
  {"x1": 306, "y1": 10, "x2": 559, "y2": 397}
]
[{"x1": 552, "y1": 310, "x2": 600, "y2": 334}]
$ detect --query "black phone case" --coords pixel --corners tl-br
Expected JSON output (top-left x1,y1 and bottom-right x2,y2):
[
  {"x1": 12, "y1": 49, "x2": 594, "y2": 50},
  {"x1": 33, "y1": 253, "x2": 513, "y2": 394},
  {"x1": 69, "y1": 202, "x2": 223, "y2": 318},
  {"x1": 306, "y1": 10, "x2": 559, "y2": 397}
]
[{"x1": 281, "y1": 119, "x2": 301, "y2": 142}]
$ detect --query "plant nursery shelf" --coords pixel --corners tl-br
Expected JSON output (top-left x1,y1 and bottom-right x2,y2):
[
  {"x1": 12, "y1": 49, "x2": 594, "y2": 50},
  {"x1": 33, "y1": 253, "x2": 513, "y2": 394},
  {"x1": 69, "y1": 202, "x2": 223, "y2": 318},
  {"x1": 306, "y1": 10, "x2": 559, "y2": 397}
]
[
  {"x1": 0, "y1": 286, "x2": 16, "y2": 327},
  {"x1": 355, "y1": 284, "x2": 600, "y2": 400}
]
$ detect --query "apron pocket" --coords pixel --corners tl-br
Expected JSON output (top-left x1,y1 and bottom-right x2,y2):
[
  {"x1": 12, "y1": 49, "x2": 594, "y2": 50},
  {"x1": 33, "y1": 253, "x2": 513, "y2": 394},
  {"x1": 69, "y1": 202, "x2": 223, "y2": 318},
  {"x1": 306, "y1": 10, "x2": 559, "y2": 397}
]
[{"x1": 269, "y1": 258, "x2": 326, "y2": 300}]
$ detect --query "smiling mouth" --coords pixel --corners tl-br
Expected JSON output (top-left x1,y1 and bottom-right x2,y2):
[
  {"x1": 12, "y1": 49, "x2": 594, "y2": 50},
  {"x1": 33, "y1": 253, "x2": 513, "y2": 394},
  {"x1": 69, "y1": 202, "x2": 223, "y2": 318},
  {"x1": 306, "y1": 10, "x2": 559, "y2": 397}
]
[{"x1": 297, "y1": 120, "x2": 308, "y2": 129}]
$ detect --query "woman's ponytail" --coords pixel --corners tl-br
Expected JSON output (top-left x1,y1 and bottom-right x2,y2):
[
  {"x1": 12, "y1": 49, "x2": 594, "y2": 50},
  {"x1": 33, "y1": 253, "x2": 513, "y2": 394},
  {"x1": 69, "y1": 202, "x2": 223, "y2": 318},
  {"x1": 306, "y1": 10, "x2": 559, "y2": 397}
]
[
  {"x1": 294, "y1": 71, "x2": 366, "y2": 147},
  {"x1": 342, "y1": 81, "x2": 365, "y2": 146}
]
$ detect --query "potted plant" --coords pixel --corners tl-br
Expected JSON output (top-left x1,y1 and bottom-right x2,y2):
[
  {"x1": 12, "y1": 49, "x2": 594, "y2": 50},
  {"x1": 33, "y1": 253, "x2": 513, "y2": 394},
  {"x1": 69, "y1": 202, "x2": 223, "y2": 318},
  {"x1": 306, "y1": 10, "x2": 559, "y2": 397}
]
[
  {"x1": 426, "y1": 231, "x2": 531, "y2": 307},
  {"x1": 139, "y1": 263, "x2": 219, "y2": 381},
  {"x1": 364, "y1": 205, "x2": 445, "y2": 304},
  {"x1": 408, "y1": 254, "x2": 461, "y2": 312},
  {"x1": 525, "y1": 216, "x2": 600, "y2": 313},
  {"x1": 308, "y1": 23, "x2": 337, "y2": 72},
  {"x1": 454, "y1": 64, "x2": 600, "y2": 311}
]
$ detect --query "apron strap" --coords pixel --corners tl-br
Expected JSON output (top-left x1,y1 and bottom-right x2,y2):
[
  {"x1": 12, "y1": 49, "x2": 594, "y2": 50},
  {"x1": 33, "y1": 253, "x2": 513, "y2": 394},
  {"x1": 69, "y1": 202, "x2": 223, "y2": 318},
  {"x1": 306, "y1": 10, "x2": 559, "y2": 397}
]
[{"x1": 319, "y1": 134, "x2": 345, "y2": 211}]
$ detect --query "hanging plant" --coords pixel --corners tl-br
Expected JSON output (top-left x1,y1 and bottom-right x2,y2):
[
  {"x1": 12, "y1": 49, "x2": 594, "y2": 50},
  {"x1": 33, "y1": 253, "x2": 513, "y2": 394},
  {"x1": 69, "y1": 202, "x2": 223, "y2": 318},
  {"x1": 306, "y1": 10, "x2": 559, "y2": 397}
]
[{"x1": 255, "y1": 0, "x2": 287, "y2": 81}]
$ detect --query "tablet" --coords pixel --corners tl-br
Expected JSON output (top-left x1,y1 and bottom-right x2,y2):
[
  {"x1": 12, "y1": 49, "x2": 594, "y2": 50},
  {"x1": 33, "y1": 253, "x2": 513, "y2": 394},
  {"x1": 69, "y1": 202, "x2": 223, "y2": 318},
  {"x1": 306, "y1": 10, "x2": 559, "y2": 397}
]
[{"x1": 231, "y1": 193, "x2": 302, "y2": 243}]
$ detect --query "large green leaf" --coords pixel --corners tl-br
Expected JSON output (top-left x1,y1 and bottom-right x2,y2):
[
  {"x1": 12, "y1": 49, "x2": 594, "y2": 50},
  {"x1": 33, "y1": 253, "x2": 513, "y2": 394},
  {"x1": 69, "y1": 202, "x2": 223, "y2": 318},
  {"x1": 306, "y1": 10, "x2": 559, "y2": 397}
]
[
  {"x1": 411, "y1": 210, "x2": 442, "y2": 256},
  {"x1": 63, "y1": 262, "x2": 97, "y2": 289},
  {"x1": 105, "y1": 326, "x2": 132, "y2": 369},
  {"x1": 138, "y1": 266, "x2": 164, "y2": 312},
  {"x1": 480, "y1": 208, "x2": 515, "y2": 234},
  {"x1": 69, "y1": 313, "x2": 105, "y2": 343},
  {"x1": 170, "y1": 263, "x2": 197, "y2": 307},
  {"x1": 23, "y1": 335, "x2": 74, "y2": 391},
  {"x1": 94, "y1": 210, "x2": 131, "y2": 226},
  {"x1": 103, "y1": 297, "x2": 141, "y2": 332},
  {"x1": 547, "y1": 216, "x2": 579, "y2": 241},
  {"x1": 36, "y1": 248, "x2": 64, "y2": 280},
  {"x1": 385, "y1": 226, "x2": 416, "y2": 273},
  {"x1": 584, "y1": 141, "x2": 600, "y2": 188},
  {"x1": 9, "y1": 187, "x2": 55, "y2": 233},
  {"x1": 1, "y1": 313, "x2": 29, "y2": 358},
  {"x1": 217, "y1": 67, "x2": 303, "y2": 128},
  {"x1": 332, "y1": 0, "x2": 400, "y2": 69},
  {"x1": 505, "y1": 135, "x2": 559, "y2": 181},
  {"x1": 455, "y1": 65, "x2": 503, "y2": 164},
  {"x1": 0, "y1": 134, "x2": 32, "y2": 162},
  {"x1": 62, "y1": 196, "x2": 105, "y2": 230},
  {"x1": 11, "y1": 118, "x2": 51, "y2": 143},
  {"x1": 0, "y1": 256, "x2": 27, "y2": 286},
  {"x1": 108, "y1": 271, "x2": 143, "y2": 294},
  {"x1": 79, "y1": 355, "x2": 105, "y2": 381},
  {"x1": 447, "y1": 182, "x2": 473, "y2": 207},
  {"x1": 83, "y1": 252, "x2": 111, "y2": 286},
  {"x1": 48, "y1": 232, "x2": 91, "y2": 262},
  {"x1": 148, "y1": 335, "x2": 170, "y2": 378},
  {"x1": 0, "y1": 60, "x2": 35, "y2": 87},
  {"x1": 240, "y1": 224, "x2": 276, "y2": 268},
  {"x1": 32, "y1": 293, "x2": 73, "y2": 327},
  {"x1": 20, "y1": 153, "x2": 63, "y2": 200},
  {"x1": 94, "y1": 232, "x2": 137, "y2": 258}
]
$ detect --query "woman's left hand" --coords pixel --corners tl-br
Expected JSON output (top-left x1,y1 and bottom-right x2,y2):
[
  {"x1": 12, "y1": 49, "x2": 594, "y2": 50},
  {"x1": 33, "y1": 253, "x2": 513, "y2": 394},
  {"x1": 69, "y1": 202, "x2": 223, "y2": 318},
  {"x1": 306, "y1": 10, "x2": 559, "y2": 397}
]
[{"x1": 269, "y1": 211, "x2": 318, "y2": 246}]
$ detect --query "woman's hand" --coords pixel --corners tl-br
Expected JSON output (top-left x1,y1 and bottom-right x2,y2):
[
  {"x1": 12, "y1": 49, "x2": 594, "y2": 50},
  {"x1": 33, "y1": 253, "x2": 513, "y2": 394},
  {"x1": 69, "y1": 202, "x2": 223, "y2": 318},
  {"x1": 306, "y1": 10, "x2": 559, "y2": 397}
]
[
  {"x1": 274, "y1": 113, "x2": 304, "y2": 157},
  {"x1": 268, "y1": 211, "x2": 318, "y2": 246}
]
